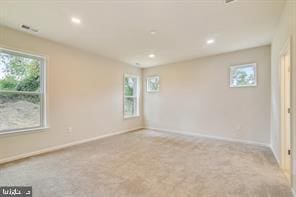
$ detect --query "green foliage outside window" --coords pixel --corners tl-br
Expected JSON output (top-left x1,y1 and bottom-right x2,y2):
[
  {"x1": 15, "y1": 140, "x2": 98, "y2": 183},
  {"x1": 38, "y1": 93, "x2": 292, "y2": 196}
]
[
  {"x1": 0, "y1": 53, "x2": 40, "y2": 92},
  {"x1": 232, "y1": 70, "x2": 255, "y2": 86},
  {"x1": 230, "y1": 64, "x2": 256, "y2": 87},
  {"x1": 0, "y1": 53, "x2": 41, "y2": 103},
  {"x1": 124, "y1": 77, "x2": 137, "y2": 96}
]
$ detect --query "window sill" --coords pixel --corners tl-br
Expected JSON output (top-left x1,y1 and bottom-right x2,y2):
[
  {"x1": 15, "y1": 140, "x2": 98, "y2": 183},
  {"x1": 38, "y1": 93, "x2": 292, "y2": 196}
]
[
  {"x1": 124, "y1": 115, "x2": 140, "y2": 120},
  {"x1": 0, "y1": 126, "x2": 50, "y2": 137}
]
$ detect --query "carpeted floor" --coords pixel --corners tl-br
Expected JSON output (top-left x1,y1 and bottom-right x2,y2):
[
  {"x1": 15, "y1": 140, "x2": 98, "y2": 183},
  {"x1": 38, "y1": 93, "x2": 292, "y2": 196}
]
[{"x1": 0, "y1": 129, "x2": 292, "y2": 197}]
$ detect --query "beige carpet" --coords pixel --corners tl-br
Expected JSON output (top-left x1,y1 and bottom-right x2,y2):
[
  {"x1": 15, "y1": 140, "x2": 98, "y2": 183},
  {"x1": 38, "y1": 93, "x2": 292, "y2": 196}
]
[{"x1": 0, "y1": 129, "x2": 292, "y2": 197}]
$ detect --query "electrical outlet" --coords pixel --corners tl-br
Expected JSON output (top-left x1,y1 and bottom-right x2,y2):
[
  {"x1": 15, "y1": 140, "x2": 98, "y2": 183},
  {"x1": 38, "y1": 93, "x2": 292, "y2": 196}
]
[
  {"x1": 233, "y1": 124, "x2": 242, "y2": 138},
  {"x1": 235, "y1": 125, "x2": 241, "y2": 131}
]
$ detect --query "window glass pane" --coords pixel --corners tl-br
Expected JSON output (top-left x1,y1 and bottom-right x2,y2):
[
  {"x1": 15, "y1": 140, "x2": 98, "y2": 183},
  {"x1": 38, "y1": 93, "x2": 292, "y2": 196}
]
[
  {"x1": 124, "y1": 75, "x2": 139, "y2": 118},
  {"x1": 147, "y1": 76, "x2": 160, "y2": 92},
  {"x1": 230, "y1": 64, "x2": 256, "y2": 87},
  {"x1": 0, "y1": 52, "x2": 41, "y2": 92},
  {"x1": 124, "y1": 77, "x2": 137, "y2": 96},
  {"x1": 124, "y1": 97, "x2": 137, "y2": 117},
  {"x1": 0, "y1": 92, "x2": 41, "y2": 131}
]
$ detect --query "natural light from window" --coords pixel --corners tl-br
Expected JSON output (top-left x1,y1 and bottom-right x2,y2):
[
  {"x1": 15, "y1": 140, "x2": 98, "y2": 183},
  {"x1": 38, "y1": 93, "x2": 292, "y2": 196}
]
[
  {"x1": 0, "y1": 49, "x2": 46, "y2": 133},
  {"x1": 124, "y1": 74, "x2": 140, "y2": 118}
]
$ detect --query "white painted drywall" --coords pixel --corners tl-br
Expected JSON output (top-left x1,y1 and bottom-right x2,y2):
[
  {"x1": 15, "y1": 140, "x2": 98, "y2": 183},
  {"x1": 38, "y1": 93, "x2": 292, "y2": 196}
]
[
  {"x1": 143, "y1": 45, "x2": 271, "y2": 145},
  {"x1": 0, "y1": 25, "x2": 143, "y2": 160}
]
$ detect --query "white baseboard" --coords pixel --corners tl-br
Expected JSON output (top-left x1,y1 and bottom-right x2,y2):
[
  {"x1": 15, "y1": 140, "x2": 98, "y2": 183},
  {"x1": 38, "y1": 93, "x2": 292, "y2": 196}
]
[
  {"x1": 145, "y1": 127, "x2": 269, "y2": 147},
  {"x1": 0, "y1": 127, "x2": 143, "y2": 165}
]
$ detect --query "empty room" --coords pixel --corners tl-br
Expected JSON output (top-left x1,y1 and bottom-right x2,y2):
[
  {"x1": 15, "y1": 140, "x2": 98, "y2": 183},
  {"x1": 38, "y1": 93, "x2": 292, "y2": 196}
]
[{"x1": 0, "y1": 0, "x2": 295, "y2": 196}]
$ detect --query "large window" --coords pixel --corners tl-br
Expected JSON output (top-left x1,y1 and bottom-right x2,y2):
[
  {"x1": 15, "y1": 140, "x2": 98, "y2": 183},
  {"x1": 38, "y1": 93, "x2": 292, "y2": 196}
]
[
  {"x1": 124, "y1": 74, "x2": 140, "y2": 118},
  {"x1": 0, "y1": 48, "x2": 46, "y2": 133}
]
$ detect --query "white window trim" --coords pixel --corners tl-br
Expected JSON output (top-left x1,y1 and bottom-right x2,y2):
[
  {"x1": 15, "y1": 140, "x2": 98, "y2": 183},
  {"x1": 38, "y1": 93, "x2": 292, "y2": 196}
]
[
  {"x1": 146, "y1": 75, "x2": 160, "y2": 93},
  {"x1": 229, "y1": 63, "x2": 257, "y2": 88},
  {"x1": 0, "y1": 47, "x2": 48, "y2": 135},
  {"x1": 123, "y1": 74, "x2": 140, "y2": 119}
]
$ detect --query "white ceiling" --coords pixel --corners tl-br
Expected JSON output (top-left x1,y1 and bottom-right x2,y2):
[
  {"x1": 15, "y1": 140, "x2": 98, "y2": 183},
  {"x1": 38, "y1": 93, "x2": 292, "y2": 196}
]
[{"x1": 0, "y1": 0, "x2": 285, "y2": 68}]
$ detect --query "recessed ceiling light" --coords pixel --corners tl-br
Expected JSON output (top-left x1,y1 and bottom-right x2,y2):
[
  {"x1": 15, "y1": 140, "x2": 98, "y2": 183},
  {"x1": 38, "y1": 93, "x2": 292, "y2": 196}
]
[
  {"x1": 149, "y1": 54, "x2": 156, "y2": 58},
  {"x1": 71, "y1": 17, "x2": 81, "y2": 24},
  {"x1": 206, "y1": 39, "x2": 215, "y2": 45},
  {"x1": 150, "y1": 30, "x2": 156, "y2": 35}
]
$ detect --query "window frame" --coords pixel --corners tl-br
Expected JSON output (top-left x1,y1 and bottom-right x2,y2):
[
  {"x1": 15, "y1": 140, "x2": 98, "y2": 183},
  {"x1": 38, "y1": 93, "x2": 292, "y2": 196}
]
[
  {"x1": 123, "y1": 74, "x2": 140, "y2": 119},
  {"x1": 229, "y1": 63, "x2": 257, "y2": 88},
  {"x1": 146, "y1": 75, "x2": 160, "y2": 93},
  {"x1": 0, "y1": 47, "x2": 47, "y2": 135}
]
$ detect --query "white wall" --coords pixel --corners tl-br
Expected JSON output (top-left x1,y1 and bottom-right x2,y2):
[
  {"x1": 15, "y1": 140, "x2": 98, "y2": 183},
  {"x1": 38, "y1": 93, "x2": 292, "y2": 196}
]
[
  {"x1": 270, "y1": 0, "x2": 296, "y2": 189},
  {"x1": 0, "y1": 26, "x2": 143, "y2": 161},
  {"x1": 143, "y1": 45, "x2": 271, "y2": 145}
]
